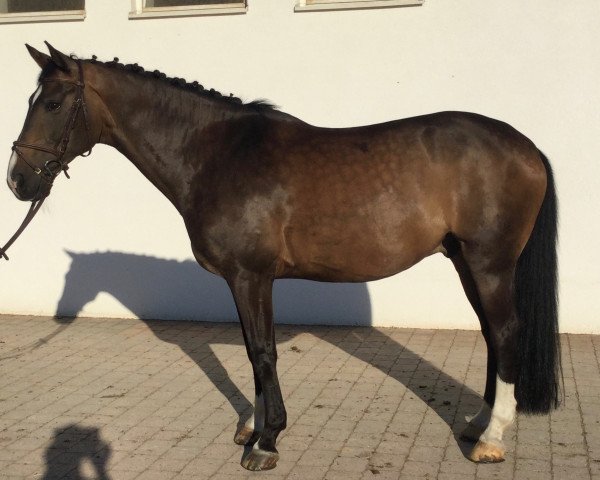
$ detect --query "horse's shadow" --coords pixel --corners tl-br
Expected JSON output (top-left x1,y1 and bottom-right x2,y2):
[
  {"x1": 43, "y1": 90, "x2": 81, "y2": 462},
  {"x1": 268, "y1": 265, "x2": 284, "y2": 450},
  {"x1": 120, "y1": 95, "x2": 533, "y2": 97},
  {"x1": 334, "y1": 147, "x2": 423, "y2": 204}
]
[{"x1": 52, "y1": 250, "x2": 480, "y2": 457}]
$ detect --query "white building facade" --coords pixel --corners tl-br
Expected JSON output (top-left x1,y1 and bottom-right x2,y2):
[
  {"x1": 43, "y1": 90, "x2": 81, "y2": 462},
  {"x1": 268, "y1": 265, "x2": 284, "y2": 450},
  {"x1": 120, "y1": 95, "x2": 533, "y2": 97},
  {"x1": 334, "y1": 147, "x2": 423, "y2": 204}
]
[{"x1": 0, "y1": 0, "x2": 598, "y2": 333}]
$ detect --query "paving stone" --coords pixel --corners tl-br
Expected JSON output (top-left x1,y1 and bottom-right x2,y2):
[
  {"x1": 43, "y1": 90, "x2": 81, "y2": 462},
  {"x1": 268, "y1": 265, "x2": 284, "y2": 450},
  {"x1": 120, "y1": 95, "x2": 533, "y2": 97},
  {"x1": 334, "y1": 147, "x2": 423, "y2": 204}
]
[
  {"x1": 0, "y1": 316, "x2": 595, "y2": 479},
  {"x1": 437, "y1": 474, "x2": 477, "y2": 480},
  {"x1": 400, "y1": 459, "x2": 440, "y2": 477},
  {"x1": 552, "y1": 466, "x2": 592, "y2": 480}
]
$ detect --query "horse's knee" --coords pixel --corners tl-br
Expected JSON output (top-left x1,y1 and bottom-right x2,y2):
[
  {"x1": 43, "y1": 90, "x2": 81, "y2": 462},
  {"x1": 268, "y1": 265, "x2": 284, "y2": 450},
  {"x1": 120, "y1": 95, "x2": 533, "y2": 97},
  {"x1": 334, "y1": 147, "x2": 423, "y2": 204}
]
[{"x1": 251, "y1": 351, "x2": 278, "y2": 380}]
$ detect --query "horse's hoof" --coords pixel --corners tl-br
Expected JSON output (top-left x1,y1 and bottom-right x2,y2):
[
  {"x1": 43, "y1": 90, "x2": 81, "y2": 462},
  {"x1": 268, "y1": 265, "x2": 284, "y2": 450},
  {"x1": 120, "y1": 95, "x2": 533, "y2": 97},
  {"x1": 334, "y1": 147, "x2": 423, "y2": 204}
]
[
  {"x1": 241, "y1": 447, "x2": 279, "y2": 471},
  {"x1": 469, "y1": 441, "x2": 505, "y2": 463},
  {"x1": 460, "y1": 422, "x2": 485, "y2": 443},
  {"x1": 234, "y1": 425, "x2": 255, "y2": 445}
]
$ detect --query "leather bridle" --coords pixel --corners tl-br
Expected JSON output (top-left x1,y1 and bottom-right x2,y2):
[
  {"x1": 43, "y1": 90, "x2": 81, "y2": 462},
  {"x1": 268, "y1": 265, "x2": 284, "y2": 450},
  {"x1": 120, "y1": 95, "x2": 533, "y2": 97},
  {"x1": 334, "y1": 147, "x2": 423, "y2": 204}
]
[
  {"x1": 1, "y1": 59, "x2": 93, "y2": 261},
  {"x1": 11, "y1": 58, "x2": 93, "y2": 183}
]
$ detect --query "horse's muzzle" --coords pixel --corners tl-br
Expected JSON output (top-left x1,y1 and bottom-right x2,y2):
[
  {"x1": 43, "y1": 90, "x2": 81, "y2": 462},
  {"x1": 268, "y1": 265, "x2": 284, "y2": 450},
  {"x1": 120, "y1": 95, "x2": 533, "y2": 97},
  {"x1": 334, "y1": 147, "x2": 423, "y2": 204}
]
[{"x1": 7, "y1": 172, "x2": 51, "y2": 202}]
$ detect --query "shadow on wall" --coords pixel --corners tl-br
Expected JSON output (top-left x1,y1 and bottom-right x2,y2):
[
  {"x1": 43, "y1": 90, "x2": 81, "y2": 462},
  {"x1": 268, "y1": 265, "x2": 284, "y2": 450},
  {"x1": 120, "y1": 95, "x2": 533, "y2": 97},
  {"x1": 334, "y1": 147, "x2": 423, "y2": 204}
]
[
  {"x1": 53, "y1": 250, "x2": 480, "y2": 458},
  {"x1": 55, "y1": 250, "x2": 372, "y2": 325}
]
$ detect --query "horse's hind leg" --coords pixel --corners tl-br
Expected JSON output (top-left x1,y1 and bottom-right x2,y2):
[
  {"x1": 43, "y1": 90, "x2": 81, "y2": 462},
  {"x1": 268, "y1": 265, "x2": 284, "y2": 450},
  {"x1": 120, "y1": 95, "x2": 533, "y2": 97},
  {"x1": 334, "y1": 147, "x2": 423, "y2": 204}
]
[
  {"x1": 449, "y1": 252, "x2": 496, "y2": 442},
  {"x1": 461, "y1": 250, "x2": 520, "y2": 463},
  {"x1": 227, "y1": 270, "x2": 286, "y2": 471}
]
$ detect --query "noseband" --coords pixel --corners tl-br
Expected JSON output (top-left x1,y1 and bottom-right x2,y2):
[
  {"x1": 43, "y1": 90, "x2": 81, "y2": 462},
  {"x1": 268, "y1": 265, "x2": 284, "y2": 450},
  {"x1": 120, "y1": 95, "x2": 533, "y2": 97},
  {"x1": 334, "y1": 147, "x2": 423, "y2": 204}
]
[{"x1": 11, "y1": 59, "x2": 93, "y2": 183}]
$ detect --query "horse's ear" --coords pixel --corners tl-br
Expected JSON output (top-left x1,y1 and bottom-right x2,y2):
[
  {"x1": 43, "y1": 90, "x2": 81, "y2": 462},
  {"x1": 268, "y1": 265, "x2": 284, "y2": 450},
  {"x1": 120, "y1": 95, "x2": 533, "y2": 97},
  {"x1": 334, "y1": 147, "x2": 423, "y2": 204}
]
[
  {"x1": 44, "y1": 41, "x2": 73, "y2": 72},
  {"x1": 26, "y1": 44, "x2": 51, "y2": 70}
]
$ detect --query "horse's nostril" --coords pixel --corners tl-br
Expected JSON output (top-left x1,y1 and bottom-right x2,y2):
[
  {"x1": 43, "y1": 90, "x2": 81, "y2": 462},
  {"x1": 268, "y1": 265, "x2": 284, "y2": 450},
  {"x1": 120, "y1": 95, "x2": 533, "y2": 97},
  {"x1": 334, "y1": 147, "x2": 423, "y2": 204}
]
[{"x1": 7, "y1": 173, "x2": 24, "y2": 192}]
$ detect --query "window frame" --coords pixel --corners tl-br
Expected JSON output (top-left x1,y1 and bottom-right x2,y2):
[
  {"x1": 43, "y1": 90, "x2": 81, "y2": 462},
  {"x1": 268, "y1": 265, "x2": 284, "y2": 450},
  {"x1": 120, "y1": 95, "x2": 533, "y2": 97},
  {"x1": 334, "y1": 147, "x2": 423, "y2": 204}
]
[
  {"x1": 294, "y1": 0, "x2": 423, "y2": 13},
  {"x1": 129, "y1": 0, "x2": 247, "y2": 19},
  {"x1": 0, "y1": 0, "x2": 85, "y2": 24}
]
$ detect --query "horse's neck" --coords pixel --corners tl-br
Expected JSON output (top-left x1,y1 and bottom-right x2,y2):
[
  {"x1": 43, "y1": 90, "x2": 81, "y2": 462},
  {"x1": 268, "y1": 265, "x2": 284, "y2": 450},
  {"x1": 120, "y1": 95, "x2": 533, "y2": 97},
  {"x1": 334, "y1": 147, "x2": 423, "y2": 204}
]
[{"x1": 97, "y1": 71, "x2": 239, "y2": 211}]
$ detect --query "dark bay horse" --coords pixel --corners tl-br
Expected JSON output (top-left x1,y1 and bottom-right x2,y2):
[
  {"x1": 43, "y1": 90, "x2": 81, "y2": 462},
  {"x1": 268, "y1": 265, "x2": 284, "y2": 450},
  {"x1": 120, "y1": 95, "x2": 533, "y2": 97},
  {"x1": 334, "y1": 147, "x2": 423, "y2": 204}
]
[{"x1": 7, "y1": 43, "x2": 560, "y2": 470}]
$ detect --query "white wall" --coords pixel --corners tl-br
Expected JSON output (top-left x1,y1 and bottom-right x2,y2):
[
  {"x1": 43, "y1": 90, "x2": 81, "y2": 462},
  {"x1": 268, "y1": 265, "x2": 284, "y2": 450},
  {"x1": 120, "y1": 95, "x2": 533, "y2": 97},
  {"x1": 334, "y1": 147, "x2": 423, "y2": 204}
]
[{"x1": 0, "y1": 0, "x2": 598, "y2": 332}]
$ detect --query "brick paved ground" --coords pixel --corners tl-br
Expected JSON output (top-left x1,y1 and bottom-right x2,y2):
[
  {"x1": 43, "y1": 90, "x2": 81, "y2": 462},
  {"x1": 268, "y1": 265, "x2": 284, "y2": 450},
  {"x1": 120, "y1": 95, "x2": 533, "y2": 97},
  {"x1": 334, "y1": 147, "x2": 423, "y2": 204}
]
[{"x1": 0, "y1": 314, "x2": 598, "y2": 479}]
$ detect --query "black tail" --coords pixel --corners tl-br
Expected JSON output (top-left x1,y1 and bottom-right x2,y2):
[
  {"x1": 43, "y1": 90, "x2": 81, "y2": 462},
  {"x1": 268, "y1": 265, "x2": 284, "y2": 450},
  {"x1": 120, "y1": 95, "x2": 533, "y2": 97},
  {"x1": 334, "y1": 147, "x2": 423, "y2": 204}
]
[{"x1": 514, "y1": 151, "x2": 561, "y2": 413}]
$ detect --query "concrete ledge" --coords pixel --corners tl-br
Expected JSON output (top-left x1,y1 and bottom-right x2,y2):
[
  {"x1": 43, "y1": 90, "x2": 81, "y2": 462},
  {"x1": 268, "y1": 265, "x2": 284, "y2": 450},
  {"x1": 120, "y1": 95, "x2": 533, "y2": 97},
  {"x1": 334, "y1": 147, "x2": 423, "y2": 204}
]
[
  {"x1": 0, "y1": 10, "x2": 85, "y2": 24},
  {"x1": 295, "y1": 0, "x2": 423, "y2": 12},
  {"x1": 129, "y1": 4, "x2": 246, "y2": 19}
]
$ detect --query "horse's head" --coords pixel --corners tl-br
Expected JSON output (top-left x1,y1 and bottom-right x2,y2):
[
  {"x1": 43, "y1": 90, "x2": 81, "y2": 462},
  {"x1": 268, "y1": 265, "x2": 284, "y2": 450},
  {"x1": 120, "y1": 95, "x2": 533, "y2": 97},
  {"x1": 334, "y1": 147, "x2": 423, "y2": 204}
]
[{"x1": 7, "y1": 42, "x2": 97, "y2": 201}]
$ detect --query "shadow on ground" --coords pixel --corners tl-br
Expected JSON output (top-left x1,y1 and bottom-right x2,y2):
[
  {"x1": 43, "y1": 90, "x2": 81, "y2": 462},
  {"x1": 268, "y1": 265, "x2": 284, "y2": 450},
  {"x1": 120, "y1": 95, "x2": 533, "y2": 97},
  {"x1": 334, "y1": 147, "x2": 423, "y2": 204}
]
[
  {"x1": 50, "y1": 251, "x2": 480, "y2": 459},
  {"x1": 42, "y1": 424, "x2": 111, "y2": 480}
]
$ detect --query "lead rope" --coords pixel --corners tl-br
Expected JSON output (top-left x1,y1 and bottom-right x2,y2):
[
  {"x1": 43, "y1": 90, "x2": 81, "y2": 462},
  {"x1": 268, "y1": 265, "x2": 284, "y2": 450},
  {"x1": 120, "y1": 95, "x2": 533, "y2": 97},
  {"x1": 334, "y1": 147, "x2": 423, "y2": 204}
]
[{"x1": 0, "y1": 198, "x2": 45, "y2": 261}]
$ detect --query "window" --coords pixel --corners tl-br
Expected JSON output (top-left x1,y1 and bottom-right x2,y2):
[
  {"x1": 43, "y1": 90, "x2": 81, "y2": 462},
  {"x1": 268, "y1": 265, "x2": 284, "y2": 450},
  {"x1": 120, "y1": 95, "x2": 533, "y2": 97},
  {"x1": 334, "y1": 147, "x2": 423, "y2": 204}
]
[
  {"x1": 0, "y1": 0, "x2": 85, "y2": 23},
  {"x1": 295, "y1": 0, "x2": 423, "y2": 12},
  {"x1": 129, "y1": 0, "x2": 246, "y2": 19}
]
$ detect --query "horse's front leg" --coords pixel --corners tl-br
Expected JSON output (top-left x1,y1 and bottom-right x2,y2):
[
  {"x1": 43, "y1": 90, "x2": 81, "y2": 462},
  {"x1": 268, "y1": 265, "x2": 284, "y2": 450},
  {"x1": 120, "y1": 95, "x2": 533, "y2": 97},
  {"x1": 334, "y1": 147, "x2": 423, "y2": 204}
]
[{"x1": 227, "y1": 270, "x2": 286, "y2": 471}]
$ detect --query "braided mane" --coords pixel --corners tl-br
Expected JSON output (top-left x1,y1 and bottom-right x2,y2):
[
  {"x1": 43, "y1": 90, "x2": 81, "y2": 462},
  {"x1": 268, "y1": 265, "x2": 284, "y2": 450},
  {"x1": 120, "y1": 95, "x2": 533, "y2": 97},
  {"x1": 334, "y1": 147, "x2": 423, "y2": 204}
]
[{"x1": 86, "y1": 54, "x2": 276, "y2": 113}]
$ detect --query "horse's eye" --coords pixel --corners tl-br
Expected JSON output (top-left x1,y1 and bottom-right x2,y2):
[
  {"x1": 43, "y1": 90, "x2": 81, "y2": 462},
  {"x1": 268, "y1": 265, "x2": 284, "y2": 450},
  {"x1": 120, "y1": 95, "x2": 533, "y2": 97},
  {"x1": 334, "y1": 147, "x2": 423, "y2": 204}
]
[{"x1": 46, "y1": 102, "x2": 61, "y2": 112}]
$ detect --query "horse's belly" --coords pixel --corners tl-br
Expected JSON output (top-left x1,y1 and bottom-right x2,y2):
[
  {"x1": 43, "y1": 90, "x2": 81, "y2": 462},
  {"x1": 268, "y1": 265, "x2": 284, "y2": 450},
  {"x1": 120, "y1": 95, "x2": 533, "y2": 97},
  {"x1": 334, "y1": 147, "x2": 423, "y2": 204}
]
[{"x1": 282, "y1": 207, "x2": 446, "y2": 282}]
